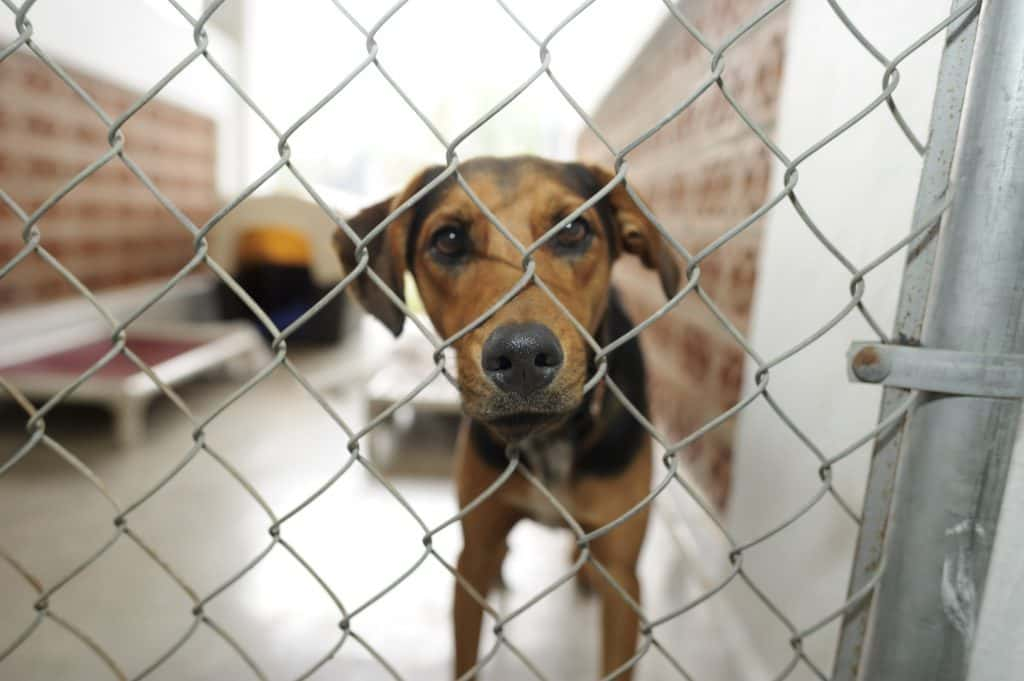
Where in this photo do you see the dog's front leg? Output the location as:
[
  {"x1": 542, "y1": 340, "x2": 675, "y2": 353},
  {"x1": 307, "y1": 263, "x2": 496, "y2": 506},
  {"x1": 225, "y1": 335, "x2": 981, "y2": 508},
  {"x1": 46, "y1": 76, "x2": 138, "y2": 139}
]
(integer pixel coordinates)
[
  {"x1": 588, "y1": 507, "x2": 649, "y2": 681},
  {"x1": 593, "y1": 559, "x2": 641, "y2": 680},
  {"x1": 453, "y1": 501, "x2": 518, "y2": 680}
]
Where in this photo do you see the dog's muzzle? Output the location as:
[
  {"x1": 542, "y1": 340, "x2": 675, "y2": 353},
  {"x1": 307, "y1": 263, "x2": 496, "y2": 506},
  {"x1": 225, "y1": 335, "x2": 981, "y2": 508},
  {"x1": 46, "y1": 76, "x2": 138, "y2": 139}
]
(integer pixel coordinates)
[{"x1": 481, "y1": 322, "x2": 564, "y2": 397}]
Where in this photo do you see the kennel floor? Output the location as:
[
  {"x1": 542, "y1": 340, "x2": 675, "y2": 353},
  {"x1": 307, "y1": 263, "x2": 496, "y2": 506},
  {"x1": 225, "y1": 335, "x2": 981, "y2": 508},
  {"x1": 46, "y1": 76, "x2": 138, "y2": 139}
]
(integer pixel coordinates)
[{"x1": 0, "y1": 331, "x2": 748, "y2": 681}]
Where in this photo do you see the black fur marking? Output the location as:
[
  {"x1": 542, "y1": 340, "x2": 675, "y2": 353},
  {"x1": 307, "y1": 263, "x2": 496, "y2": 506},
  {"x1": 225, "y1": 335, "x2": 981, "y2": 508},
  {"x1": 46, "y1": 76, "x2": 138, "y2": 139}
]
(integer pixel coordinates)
[
  {"x1": 571, "y1": 289, "x2": 647, "y2": 478},
  {"x1": 469, "y1": 418, "x2": 515, "y2": 472},
  {"x1": 556, "y1": 162, "x2": 621, "y2": 259},
  {"x1": 469, "y1": 288, "x2": 647, "y2": 479},
  {"x1": 404, "y1": 158, "x2": 521, "y2": 273},
  {"x1": 405, "y1": 159, "x2": 621, "y2": 274},
  {"x1": 404, "y1": 165, "x2": 448, "y2": 274}
]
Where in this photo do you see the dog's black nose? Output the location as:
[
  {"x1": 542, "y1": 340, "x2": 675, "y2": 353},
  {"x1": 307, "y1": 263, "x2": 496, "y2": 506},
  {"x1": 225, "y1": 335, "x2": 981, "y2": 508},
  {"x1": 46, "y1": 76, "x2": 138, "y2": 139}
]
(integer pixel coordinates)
[{"x1": 481, "y1": 323, "x2": 564, "y2": 397}]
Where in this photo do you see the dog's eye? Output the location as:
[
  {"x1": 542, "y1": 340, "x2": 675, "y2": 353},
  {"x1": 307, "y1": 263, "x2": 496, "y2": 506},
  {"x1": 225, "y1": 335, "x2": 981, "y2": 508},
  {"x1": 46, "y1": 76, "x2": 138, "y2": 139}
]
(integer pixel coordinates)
[
  {"x1": 554, "y1": 217, "x2": 592, "y2": 250},
  {"x1": 430, "y1": 225, "x2": 470, "y2": 261}
]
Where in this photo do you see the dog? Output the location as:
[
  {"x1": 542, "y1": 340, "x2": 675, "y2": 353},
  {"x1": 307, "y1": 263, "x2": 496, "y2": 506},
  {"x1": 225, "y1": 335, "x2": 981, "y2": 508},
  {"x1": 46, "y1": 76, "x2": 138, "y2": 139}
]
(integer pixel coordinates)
[{"x1": 335, "y1": 155, "x2": 679, "y2": 680}]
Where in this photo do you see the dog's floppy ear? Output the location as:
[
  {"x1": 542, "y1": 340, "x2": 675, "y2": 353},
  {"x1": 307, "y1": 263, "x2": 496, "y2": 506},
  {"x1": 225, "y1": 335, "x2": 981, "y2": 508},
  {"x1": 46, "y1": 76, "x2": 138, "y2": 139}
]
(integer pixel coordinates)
[
  {"x1": 585, "y1": 164, "x2": 681, "y2": 299},
  {"x1": 334, "y1": 166, "x2": 442, "y2": 336}
]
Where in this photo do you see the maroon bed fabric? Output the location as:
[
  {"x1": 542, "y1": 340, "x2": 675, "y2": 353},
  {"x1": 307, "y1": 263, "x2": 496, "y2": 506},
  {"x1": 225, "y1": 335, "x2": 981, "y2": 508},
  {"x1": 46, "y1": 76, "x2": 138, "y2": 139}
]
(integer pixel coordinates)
[{"x1": 0, "y1": 337, "x2": 203, "y2": 378}]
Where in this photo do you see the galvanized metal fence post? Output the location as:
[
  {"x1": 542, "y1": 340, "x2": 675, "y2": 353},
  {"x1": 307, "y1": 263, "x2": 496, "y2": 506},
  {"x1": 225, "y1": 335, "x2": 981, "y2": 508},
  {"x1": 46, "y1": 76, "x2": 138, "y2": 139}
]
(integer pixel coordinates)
[
  {"x1": 846, "y1": 0, "x2": 1024, "y2": 679},
  {"x1": 831, "y1": 1, "x2": 981, "y2": 677}
]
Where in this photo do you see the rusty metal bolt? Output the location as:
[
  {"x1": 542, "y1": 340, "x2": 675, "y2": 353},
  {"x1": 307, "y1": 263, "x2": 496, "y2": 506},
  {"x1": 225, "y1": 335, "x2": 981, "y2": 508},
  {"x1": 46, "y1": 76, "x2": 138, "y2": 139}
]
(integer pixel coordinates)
[{"x1": 852, "y1": 345, "x2": 891, "y2": 383}]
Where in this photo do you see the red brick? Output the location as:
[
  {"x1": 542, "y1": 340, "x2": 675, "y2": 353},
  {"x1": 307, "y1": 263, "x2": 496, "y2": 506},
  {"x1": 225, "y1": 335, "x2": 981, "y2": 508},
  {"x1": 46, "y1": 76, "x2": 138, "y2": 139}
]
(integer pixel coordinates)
[
  {"x1": 28, "y1": 157, "x2": 58, "y2": 177},
  {"x1": 34, "y1": 278, "x2": 69, "y2": 300},
  {"x1": 78, "y1": 202, "x2": 104, "y2": 220},
  {"x1": 0, "y1": 55, "x2": 222, "y2": 314},
  {"x1": 718, "y1": 346, "x2": 745, "y2": 398},
  {"x1": 80, "y1": 239, "x2": 105, "y2": 256},
  {"x1": 74, "y1": 124, "x2": 99, "y2": 143},
  {"x1": 113, "y1": 165, "x2": 134, "y2": 185},
  {"x1": 701, "y1": 256, "x2": 721, "y2": 288},
  {"x1": 44, "y1": 201, "x2": 73, "y2": 220},
  {"x1": 26, "y1": 114, "x2": 57, "y2": 137},
  {"x1": 730, "y1": 247, "x2": 757, "y2": 290},
  {"x1": 579, "y1": 2, "x2": 789, "y2": 507},
  {"x1": 733, "y1": 291, "x2": 752, "y2": 320},
  {"x1": 0, "y1": 240, "x2": 20, "y2": 261},
  {"x1": 23, "y1": 68, "x2": 53, "y2": 93},
  {"x1": 679, "y1": 323, "x2": 712, "y2": 382}
]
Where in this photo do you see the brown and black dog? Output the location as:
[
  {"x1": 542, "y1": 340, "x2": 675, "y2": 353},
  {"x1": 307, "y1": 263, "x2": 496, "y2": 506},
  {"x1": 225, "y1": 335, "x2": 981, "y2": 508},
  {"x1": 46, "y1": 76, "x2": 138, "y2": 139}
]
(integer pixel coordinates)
[{"x1": 335, "y1": 155, "x2": 679, "y2": 680}]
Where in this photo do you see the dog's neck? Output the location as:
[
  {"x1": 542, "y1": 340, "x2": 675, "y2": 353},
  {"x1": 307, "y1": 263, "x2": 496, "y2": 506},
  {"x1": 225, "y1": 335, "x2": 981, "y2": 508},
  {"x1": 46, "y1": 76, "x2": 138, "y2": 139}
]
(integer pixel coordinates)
[
  {"x1": 468, "y1": 287, "x2": 648, "y2": 482},
  {"x1": 517, "y1": 432, "x2": 575, "y2": 488}
]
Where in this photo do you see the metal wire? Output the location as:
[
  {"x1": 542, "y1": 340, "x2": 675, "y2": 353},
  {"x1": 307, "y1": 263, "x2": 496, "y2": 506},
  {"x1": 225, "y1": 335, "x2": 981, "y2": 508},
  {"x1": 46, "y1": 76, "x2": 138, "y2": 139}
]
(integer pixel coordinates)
[{"x1": 0, "y1": 0, "x2": 978, "y2": 679}]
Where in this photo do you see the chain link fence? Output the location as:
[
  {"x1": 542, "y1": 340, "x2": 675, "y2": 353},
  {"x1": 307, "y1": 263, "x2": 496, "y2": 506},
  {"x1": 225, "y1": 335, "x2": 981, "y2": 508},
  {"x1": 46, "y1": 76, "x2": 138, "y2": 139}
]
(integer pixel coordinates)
[{"x1": 0, "y1": 0, "x2": 995, "y2": 680}]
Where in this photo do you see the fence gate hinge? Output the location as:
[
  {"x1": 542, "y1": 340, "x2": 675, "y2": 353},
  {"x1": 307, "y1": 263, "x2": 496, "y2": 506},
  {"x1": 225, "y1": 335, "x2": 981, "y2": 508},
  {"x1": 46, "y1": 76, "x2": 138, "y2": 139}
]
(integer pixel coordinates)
[{"x1": 847, "y1": 342, "x2": 1024, "y2": 398}]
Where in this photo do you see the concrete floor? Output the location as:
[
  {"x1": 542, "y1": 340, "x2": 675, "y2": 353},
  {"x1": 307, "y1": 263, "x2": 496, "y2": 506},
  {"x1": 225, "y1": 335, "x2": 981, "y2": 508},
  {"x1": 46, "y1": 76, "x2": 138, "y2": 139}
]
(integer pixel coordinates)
[{"x1": 0, "y1": 327, "x2": 757, "y2": 681}]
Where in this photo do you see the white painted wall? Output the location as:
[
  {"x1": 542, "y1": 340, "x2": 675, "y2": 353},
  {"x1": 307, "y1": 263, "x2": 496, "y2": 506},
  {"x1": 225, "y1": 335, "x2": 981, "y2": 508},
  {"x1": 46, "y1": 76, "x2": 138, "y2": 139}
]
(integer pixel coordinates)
[
  {"x1": 239, "y1": 0, "x2": 666, "y2": 201},
  {"x1": 723, "y1": 1, "x2": 952, "y2": 678},
  {"x1": 0, "y1": 0, "x2": 244, "y2": 195}
]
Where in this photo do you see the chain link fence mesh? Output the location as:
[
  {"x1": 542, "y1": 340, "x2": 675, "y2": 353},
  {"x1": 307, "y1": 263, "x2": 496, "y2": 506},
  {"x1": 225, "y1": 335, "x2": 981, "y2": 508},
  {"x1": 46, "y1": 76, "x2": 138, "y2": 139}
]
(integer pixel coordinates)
[{"x1": 0, "y1": 0, "x2": 979, "y2": 679}]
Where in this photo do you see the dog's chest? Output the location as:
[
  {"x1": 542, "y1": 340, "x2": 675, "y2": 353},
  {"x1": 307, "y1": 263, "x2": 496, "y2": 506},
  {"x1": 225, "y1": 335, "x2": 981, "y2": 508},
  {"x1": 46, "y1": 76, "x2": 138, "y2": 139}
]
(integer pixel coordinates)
[{"x1": 508, "y1": 435, "x2": 577, "y2": 527}]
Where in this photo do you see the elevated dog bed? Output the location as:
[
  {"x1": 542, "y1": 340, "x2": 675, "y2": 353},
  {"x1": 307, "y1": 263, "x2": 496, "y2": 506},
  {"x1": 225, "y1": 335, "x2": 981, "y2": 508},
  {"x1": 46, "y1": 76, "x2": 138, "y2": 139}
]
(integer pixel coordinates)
[{"x1": 0, "y1": 321, "x2": 267, "y2": 447}]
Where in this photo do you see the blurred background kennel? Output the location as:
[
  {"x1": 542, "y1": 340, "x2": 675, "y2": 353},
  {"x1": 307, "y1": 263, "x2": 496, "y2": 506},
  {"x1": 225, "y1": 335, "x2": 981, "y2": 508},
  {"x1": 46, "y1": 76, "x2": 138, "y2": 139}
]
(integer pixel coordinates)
[{"x1": 2, "y1": 1, "x2": 1018, "y2": 680}]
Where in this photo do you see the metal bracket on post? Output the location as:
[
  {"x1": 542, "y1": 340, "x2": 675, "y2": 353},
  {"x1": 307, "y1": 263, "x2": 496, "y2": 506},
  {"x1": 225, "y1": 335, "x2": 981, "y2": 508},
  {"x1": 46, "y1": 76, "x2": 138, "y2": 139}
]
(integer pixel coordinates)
[{"x1": 848, "y1": 342, "x2": 1024, "y2": 398}]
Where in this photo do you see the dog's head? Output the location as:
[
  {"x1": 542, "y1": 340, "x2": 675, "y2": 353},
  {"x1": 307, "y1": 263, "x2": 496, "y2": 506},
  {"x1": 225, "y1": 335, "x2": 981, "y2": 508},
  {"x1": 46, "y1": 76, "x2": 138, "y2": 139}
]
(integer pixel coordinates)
[{"x1": 335, "y1": 156, "x2": 678, "y2": 442}]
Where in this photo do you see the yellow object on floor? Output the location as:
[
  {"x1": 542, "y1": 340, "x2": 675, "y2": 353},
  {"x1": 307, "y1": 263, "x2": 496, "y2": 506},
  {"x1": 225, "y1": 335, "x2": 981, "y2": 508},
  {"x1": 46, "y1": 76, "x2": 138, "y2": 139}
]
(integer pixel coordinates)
[{"x1": 237, "y1": 225, "x2": 312, "y2": 268}]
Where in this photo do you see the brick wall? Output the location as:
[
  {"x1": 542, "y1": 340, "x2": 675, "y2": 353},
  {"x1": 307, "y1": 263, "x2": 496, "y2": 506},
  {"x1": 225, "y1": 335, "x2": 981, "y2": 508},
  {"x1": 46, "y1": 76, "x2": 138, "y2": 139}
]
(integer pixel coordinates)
[
  {"x1": 0, "y1": 52, "x2": 218, "y2": 308},
  {"x1": 578, "y1": 1, "x2": 789, "y2": 508}
]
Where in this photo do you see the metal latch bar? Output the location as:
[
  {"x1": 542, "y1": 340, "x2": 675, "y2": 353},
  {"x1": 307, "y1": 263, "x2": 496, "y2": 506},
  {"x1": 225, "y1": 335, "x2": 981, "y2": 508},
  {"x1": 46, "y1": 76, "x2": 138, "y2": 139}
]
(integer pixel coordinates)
[{"x1": 847, "y1": 342, "x2": 1024, "y2": 398}]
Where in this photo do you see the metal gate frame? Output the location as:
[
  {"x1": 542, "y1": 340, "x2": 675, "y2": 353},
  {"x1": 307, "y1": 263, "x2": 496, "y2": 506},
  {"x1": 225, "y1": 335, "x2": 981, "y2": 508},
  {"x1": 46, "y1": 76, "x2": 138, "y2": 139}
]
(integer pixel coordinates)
[{"x1": 836, "y1": 0, "x2": 1024, "y2": 679}]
